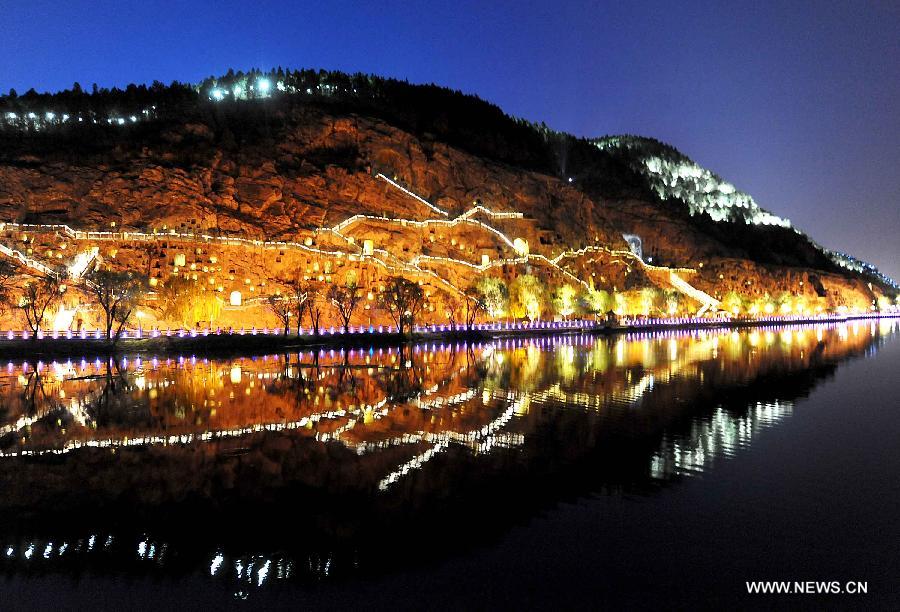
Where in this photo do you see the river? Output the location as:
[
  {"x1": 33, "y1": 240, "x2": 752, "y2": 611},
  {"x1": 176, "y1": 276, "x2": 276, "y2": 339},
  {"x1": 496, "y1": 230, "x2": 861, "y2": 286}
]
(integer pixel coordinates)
[{"x1": 0, "y1": 321, "x2": 897, "y2": 609}]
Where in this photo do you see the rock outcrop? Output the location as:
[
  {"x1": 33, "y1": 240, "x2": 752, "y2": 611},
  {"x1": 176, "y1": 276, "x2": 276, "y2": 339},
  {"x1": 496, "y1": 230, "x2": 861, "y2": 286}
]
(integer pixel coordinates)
[{"x1": 0, "y1": 77, "x2": 894, "y2": 328}]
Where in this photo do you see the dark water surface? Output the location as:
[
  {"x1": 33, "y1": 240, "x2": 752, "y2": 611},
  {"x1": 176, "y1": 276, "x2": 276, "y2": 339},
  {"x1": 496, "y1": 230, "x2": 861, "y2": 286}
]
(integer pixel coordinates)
[{"x1": 0, "y1": 322, "x2": 898, "y2": 610}]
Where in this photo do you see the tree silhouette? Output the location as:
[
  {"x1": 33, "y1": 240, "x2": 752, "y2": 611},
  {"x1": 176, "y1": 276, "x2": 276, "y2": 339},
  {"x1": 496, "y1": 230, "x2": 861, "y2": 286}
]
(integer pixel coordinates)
[
  {"x1": 327, "y1": 280, "x2": 362, "y2": 332},
  {"x1": 86, "y1": 269, "x2": 148, "y2": 342},
  {"x1": 19, "y1": 275, "x2": 63, "y2": 336},
  {"x1": 378, "y1": 276, "x2": 426, "y2": 335}
]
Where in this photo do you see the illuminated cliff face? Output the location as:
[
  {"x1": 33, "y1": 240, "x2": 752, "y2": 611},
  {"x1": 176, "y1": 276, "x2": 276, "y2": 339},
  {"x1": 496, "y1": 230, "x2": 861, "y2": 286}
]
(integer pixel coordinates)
[
  {"x1": 0, "y1": 95, "x2": 895, "y2": 326},
  {"x1": 1, "y1": 192, "x2": 889, "y2": 332}
]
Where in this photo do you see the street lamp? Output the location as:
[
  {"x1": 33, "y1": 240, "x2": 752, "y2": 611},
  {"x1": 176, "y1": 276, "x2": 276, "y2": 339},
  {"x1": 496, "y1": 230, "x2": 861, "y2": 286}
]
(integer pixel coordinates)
[{"x1": 136, "y1": 311, "x2": 144, "y2": 338}]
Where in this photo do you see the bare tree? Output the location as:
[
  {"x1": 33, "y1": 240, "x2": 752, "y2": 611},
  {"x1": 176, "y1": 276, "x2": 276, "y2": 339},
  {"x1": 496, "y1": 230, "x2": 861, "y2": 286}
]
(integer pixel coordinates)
[
  {"x1": 20, "y1": 275, "x2": 63, "y2": 337},
  {"x1": 267, "y1": 294, "x2": 293, "y2": 335},
  {"x1": 464, "y1": 284, "x2": 488, "y2": 330},
  {"x1": 443, "y1": 292, "x2": 461, "y2": 329},
  {"x1": 326, "y1": 280, "x2": 362, "y2": 332},
  {"x1": 87, "y1": 270, "x2": 148, "y2": 342},
  {"x1": 301, "y1": 281, "x2": 325, "y2": 335},
  {"x1": 268, "y1": 274, "x2": 312, "y2": 335},
  {"x1": 378, "y1": 276, "x2": 426, "y2": 335},
  {"x1": 286, "y1": 275, "x2": 310, "y2": 333}
]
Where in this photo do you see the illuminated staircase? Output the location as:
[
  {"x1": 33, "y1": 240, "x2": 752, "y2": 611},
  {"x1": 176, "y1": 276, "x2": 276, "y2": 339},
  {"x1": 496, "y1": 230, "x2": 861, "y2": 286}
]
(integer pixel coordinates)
[
  {"x1": 375, "y1": 173, "x2": 449, "y2": 217},
  {"x1": 0, "y1": 241, "x2": 100, "y2": 291},
  {"x1": 668, "y1": 272, "x2": 720, "y2": 316},
  {"x1": 0, "y1": 242, "x2": 61, "y2": 279}
]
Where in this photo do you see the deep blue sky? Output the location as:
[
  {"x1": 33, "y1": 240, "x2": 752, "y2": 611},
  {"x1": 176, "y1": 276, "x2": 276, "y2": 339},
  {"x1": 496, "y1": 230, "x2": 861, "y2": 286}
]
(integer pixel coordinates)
[{"x1": 2, "y1": 0, "x2": 898, "y2": 280}]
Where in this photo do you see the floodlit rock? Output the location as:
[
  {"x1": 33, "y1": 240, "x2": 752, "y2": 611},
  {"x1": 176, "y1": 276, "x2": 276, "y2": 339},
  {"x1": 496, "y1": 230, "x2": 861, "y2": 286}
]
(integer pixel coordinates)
[{"x1": 0, "y1": 78, "x2": 893, "y2": 328}]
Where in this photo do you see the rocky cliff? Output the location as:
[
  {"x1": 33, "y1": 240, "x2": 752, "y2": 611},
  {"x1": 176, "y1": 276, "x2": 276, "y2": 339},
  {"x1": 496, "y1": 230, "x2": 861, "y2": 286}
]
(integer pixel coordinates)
[{"x1": 0, "y1": 70, "x2": 895, "y2": 327}]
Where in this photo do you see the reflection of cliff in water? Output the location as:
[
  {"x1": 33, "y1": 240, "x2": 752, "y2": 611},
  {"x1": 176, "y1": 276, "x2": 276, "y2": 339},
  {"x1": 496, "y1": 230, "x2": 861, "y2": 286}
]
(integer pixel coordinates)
[{"x1": 0, "y1": 321, "x2": 895, "y2": 592}]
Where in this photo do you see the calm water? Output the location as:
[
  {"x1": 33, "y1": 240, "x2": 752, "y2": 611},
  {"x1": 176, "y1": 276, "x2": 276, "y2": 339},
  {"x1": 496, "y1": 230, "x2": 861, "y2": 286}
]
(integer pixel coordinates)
[{"x1": 0, "y1": 321, "x2": 898, "y2": 609}]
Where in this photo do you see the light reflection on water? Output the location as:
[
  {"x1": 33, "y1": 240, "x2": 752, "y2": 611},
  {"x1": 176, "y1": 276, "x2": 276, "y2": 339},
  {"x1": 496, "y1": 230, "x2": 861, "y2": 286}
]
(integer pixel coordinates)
[{"x1": 0, "y1": 319, "x2": 896, "y2": 598}]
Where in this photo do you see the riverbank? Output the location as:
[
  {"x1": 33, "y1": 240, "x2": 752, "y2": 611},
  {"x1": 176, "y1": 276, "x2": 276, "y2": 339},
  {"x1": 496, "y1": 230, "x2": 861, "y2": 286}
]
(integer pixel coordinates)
[
  {"x1": 0, "y1": 313, "x2": 896, "y2": 359},
  {"x1": 604, "y1": 312, "x2": 899, "y2": 333},
  {"x1": 0, "y1": 324, "x2": 587, "y2": 360}
]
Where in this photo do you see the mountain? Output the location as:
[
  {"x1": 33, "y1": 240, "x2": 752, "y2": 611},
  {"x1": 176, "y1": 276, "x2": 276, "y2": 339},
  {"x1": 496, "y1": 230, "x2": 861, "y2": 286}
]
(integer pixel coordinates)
[{"x1": 0, "y1": 69, "x2": 895, "y2": 329}]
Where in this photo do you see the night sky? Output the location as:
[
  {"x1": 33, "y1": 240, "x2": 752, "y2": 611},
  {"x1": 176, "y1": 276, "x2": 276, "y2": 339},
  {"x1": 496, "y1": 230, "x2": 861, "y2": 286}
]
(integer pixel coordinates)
[{"x1": 2, "y1": 1, "x2": 898, "y2": 280}]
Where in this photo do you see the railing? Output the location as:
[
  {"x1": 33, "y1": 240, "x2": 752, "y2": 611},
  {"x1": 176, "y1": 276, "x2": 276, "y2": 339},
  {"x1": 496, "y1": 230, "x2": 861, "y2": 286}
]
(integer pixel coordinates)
[
  {"x1": 0, "y1": 243, "x2": 61, "y2": 279},
  {"x1": 668, "y1": 272, "x2": 721, "y2": 315},
  {"x1": 375, "y1": 173, "x2": 449, "y2": 217},
  {"x1": 1, "y1": 312, "x2": 894, "y2": 342},
  {"x1": 0, "y1": 320, "x2": 598, "y2": 341}
]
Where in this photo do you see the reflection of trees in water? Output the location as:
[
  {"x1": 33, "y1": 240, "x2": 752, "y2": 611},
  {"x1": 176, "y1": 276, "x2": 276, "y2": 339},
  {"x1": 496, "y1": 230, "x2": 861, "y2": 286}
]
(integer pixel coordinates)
[
  {"x1": 89, "y1": 357, "x2": 150, "y2": 429},
  {"x1": 1, "y1": 362, "x2": 66, "y2": 430},
  {"x1": 482, "y1": 343, "x2": 546, "y2": 392},
  {"x1": 265, "y1": 352, "x2": 319, "y2": 404},
  {"x1": 377, "y1": 345, "x2": 424, "y2": 402},
  {"x1": 330, "y1": 353, "x2": 358, "y2": 400},
  {"x1": 21, "y1": 364, "x2": 52, "y2": 418},
  {"x1": 266, "y1": 351, "x2": 368, "y2": 410}
]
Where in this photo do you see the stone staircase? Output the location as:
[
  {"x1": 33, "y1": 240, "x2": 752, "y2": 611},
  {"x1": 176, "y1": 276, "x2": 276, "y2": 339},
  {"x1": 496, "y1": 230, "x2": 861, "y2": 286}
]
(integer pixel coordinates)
[{"x1": 668, "y1": 272, "x2": 720, "y2": 316}]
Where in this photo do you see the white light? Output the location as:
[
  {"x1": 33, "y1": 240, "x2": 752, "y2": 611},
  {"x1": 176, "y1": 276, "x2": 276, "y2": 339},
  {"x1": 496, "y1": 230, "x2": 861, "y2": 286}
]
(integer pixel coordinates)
[
  {"x1": 257, "y1": 78, "x2": 271, "y2": 93},
  {"x1": 210, "y1": 88, "x2": 224, "y2": 101},
  {"x1": 210, "y1": 553, "x2": 224, "y2": 575},
  {"x1": 257, "y1": 560, "x2": 271, "y2": 586}
]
